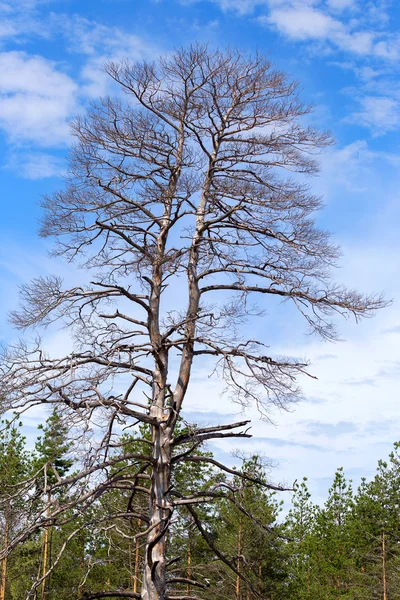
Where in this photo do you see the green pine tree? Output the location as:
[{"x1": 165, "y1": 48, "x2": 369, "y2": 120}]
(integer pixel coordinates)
[{"x1": 0, "y1": 420, "x2": 30, "y2": 600}]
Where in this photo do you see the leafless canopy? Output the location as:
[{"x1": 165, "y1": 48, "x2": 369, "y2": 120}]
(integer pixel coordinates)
[{"x1": 0, "y1": 45, "x2": 385, "y2": 600}]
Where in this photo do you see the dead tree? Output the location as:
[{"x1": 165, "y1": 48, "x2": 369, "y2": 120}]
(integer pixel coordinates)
[{"x1": 0, "y1": 45, "x2": 385, "y2": 600}]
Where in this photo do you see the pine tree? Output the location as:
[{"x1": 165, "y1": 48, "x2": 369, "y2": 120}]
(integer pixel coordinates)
[
  {"x1": 313, "y1": 468, "x2": 356, "y2": 598},
  {"x1": 352, "y1": 444, "x2": 400, "y2": 599},
  {"x1": 0, "y1": 421, "x2": 30, "y2": 600},
  {"x1": 33, "y1": 409, "x2": 73, "y2": 600},
  {"x1": 207, "y1": 456, "x2": 285, "y2": 600},
  {"x1": 285, "y1": 478, "x2": 318, "y2": 600}
]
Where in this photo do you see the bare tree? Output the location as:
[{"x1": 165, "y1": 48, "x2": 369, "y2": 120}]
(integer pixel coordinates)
[{"x1": 0, "y1": 45, "x2": 385, "y2": 600}]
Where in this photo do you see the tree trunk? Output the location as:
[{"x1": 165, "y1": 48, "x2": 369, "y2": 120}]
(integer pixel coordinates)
[
  {"x1": 41, "y1": 527, "x2": 49, "y2": 600},
  {"x1": 236, "y1": 519, "x2": 242, "y2": 600},
  {"x1": 141, "y1": 420, "x2": 171, "y2": 600},
  {"x1": 0, "y1": 507, "x2": 9, "y2": 600},
  {"x1": 41, "y1": 492, "x2": 51, "y2": 600},
  {"x1": 186, "y1": 538, "x2": 191, "y2": 597},
  {"x1": 382, "y1": 530, "x2": 387, "y2": 600},
  {"x1": 134, "y1": 519, "x2": 141, "y2": 594}
]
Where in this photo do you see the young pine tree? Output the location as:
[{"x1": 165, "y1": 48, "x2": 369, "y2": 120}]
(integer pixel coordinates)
[
  {"x1": 33, "y1": 409, "x2": 73, "y2": 600},
  {"x1": 0, "y1": 421, "x2": 30, "y2": 600}
]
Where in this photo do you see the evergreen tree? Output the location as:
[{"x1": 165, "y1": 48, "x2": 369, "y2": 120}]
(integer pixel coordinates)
[
  {"x1": 33, "y1": 409, "x2": 74, "y2": 600},
  {"x1": 313, "y1": 469, "x2": 356, "y2": 598},
  {"x1": 205, "y1": 456, "x2": 286, "y2": 600},
  {"x1": 285, "y1": 478, "x2": 318, "y2": 600},
  {"x1": 0, "y1": 421, "x2": 30, "y2": 600},
  {"x1": 352, "y1": 445, "x2": 400, "y2": 599}
]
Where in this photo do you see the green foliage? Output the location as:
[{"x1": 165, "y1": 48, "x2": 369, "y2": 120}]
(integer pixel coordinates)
[
  {"x1": 0, "y1": 420, "x2": 29, "y2": 492},
  {"x1": 33, "y1": 408, "x2": 73, "y2": 485},
  {"x1": 4, "y1": 415, "x2": 400, "y2": 600}
]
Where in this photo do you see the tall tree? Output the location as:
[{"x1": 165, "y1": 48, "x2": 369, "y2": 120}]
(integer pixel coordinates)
[
  {"x1": 214, "y1": 456, "x2": 286, "y2": 600},
  {"x1": 33, "y1": 409, "x2": 73, "y2": 600},
  {"x1": 312, "y1": 469, "x2": 356, "y2": 598},
  {"x1": 0, "y1": 45, "x2": 385, "y2": 600},
  {"x1": 0, "y1": 422, "x2": 30, "y2": 600},
  {"x1": 351, "y1": 446, "x2": 400, "y2": 599},
  {"x1": 285, "y1": 478, "x2": 318, "y2": 600}
]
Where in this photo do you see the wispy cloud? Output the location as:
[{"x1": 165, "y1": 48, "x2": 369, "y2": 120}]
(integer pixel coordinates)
[
  {"x1": 252, "y1": 435, "x2": 328, "y2": 451},
  {"x1": 0, "y1": 0, "x2": 54, "y2": 43},
  {"x1": 347, "y1": 95, "x2": 400, "y2": 134},
  {"x1": 317, "y1": 139, "x2": 400, "y2": 194},
  {"x1": 384, "y1": 325, "x2": 400, "y2": 334},
  {"x1": 345, "y1": 377, "x2": 377, "y2": 386},
  {"x1": 60, "y1": 16, "x2": 161, "y2": 99},
  {"x1": 5, "y1": 151, "x2": 66, "y2": 179},
  {"x1": 300, "y1": 420, "x2": 359, "y2": 437},
  {"x1": 0, "y1": 51, "x2": 78, "y2": 146},
  {"x1": 179, "y1": 0, "x2": 265, "y2": 15}
]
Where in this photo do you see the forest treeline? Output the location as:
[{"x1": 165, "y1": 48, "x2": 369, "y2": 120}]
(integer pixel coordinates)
[{"x1": 0, "y1": 409, "x2": 398, "y2": 600}]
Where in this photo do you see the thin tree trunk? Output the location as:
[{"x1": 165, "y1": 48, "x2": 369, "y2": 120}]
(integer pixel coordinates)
[
  {"x1": 0, "y1": 506, "x2": 9, "y2": 600},
  {"x1": 186, "y1": 538, "x2": 191, "y2": 597},
  {"x1": 129, "y1": 539, "x2": 134, "y2": 591},
  {"x1": 134, "y1": 519, "x2": 141, "y2": 594},
  {"x1": 382, "y1": 530, "x2": 387, "y2": 600},
  {"x1": 257, "y1": 561, "x2": 262, "y2": 600},
  {"x1": 78, "y1": 530, "x2": 86, "y2": 599},
  {"x1": 41, "y1": 492, "x2": 51, "y2": 600},
  {"x1": 236, "y1": 519, "x2": 242, "y2": 600},
  {"x1": 41, "y1": 527, "x2": 49, "y2": 600}
]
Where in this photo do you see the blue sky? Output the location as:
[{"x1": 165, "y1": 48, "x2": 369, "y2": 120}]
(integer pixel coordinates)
[{"x1": 1, "y1": 0, "x2": 400, "y2": 503}]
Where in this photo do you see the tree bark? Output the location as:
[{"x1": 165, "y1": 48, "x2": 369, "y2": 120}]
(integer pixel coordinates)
[
  {"x1": 41, "y1": 527, "x2": 49, "y2": 600},
  {"x1": 186, "y1": 539, "x2": 191, "y2": 597},
  {"x1": 141, "y1": 419, "x2": 172, "y2": 600},
  {"x1": 236, "y1": 519, "x2": 242, "y2": 600},
  {"x1": 134, "y1": 519, "x2": 141, "y2": 594},
  {"x1": 382, "y1": 530, "x2": 387, "y2": 600},
  {"x1": 0, "y1": 506, "x2": 9, "y2": 600},
  {"x1": 41, "y1": 492, "x2": 51, "y2": 600}
]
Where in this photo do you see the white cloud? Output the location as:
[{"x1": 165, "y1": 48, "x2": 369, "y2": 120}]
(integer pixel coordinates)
[
  {"x1": 196, "y1": 0, "x2": 397, "y2": 63},
  {"x1": 56, "y1": 16, "x2": 155, "y2": 58},
  {"x1": 0, "y1": 16, "x2": 160, "y2": 171},
  {"x1": 326, "y1": 0, "x2": 356, "y2": 10},
  {"x1": 0, "y1": 0, "x2": 54, "y2": 43},
  {"x1": 348, "y1": 95, "x2": 400, "y2": 134},
  {"x1": 0, "y1": 51, "x2": 78, "y2": 146},
  {"x1": 264, "y1": 7, "x2": 341, "y2": 39},
  {"x1": 46, "y1": 15, "x2": 161, "y2": 98},
  {"x1": 260, "y1": 5, "x2": 376, "y2": 55},
  {"x1": 374, "y1": 37, "x2": 400, "y2": 61},
  {"x1": 318, "y1": 140, "x2": 400, "y2": 192},
  {"x1": 5, "y1": 151, "x2": 66, "y2": 179},
  {"x1": 180, "y1": 0, "x2": 266, "y2": 14},
  {"x1": 212, "y1": 0, "x2": 263, "y2": 12},
  {"x1": 0, "y1": 21, "x2": 17, "y2": 38}
]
